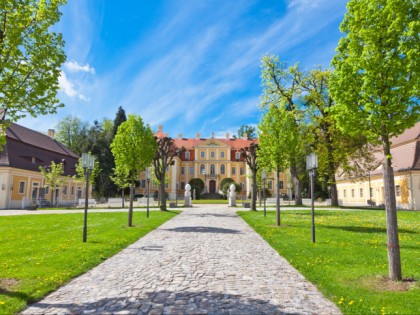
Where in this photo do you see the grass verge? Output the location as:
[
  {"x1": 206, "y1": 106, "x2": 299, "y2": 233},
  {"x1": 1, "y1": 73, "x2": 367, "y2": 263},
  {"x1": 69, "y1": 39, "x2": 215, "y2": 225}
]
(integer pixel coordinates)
[
  {"x1": 237, "y1": 210, "x2": 419, "y2": 315},
  {"x1": 0, "y1": 211, "x2": 178, "y2": 314}
]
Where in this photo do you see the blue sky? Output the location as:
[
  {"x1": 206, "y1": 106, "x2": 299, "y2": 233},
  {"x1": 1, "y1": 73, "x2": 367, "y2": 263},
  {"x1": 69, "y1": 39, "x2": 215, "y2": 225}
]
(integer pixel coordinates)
[{"x1": 19, "y1": 0, "x2": 348, "y2": 138}]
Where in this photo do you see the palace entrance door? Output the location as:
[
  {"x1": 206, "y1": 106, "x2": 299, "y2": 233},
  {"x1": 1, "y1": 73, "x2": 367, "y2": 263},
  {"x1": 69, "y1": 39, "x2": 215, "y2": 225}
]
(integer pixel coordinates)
[{"x1": 209, "y1": 180, "x2": 216, "y2": 193}]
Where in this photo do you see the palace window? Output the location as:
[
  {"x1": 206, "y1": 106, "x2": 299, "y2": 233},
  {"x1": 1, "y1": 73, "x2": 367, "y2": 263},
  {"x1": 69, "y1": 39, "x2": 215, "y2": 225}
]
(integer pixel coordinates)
[
  {"x1": 77, "y1": 187, "x2": 82, "y2": 198},
  {"x1": 395, "y1": 185, "x2": 401, "y2": 197},
  {"x1": 201, "y1": 151, "x2": 205, "y2": 158},
  {"x1": 351, "y1": 189, "x2": 355, "y2": 198},
  {"x1": 360, "y1": 188, "x2": 363, "y2": 197},
  {"x1": 211, "y1": 151, "x2": 215, "y2": 158},
  {"x1": 200, "y1": 164, "x2": 205, "y2": 174},
  {"x1": 221, "y1": 151, "x2": 225, "y2": 158},
  {"x1": 71, "y1": 186, "x2": 74, "y2": 196},
  {"x1": 220, "y1": 164, "x2": 225, "y2": 175},
  {"x1": 18, "y1": 181, "x2": 25, "y2": 194},
  {"x1": 370, "y1": 187, "x2": 374, "y2": 198},
  {"x1": 210, "y1": 164, "x2": 215, "y2": 175},
  {"x1": 343, "y1": 189, "x2": 347, "y2": 198},
  {"x1": 189, "y1": 167, "x2": 194, "y2": 175},
  {"x1": 185, "y1": 151, "x2": 190, "y2": 160},
  {"x1": 141, "y1": 180, "x2": 146, "y2": 188},
  {"x1": 232, "y1": 167, "x2": 236, "y2": 175},
  {"x1": 45, "y1": 186, "x2": 49, "y2": 194},
  {"x1": 279, "y1": 181, "x2": 284, "y2": 190},
  {"x1": 63, "y1": 186, "x2": 67, "y2": 195},
  {"x1": 181, "y1": 182, "x2": 185, "y2": 190},
  {"x1": 240, "y1": 167, "x2": 244, "y2": 175},
  {"x1": 268, "y1": 181, "x2": 273, "y2": 190},
  {"x1": 181, "y1": 167, "x2": 185, "y2": 175},
  {"x1": 235, "y1": 152, "x2": 240, "y2": 160}
]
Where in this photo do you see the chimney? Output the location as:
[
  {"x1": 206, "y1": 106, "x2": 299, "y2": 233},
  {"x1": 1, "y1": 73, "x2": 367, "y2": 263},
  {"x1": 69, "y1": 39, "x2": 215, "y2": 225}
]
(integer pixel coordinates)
[
  {"x1": 196, "y1": 133, "x2": 200, "y2": 139},
  {"x1": 226, "y1": 132, "x2": 230, "y2": 139},
  {"x1": 48, "y1": 129, "x2": 55, "y2": 139},
  {"x1": 242, "y1": 134, "x2": 248, "y2": 140},
  {"x1": 158, "y1": 125, "x2": 163, "y2": 132},
  {"x1": 212, "y1": 132, "x2": 214, "y2": 138},
  {"x1": 178, "y1": 133, "x2": 183, "y2": 139}
]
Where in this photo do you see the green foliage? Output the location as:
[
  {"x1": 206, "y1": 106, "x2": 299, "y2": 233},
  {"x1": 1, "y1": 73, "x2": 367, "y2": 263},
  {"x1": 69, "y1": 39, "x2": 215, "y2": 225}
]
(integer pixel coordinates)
[
  {"x1": 0, "y1": 0, "x2": 67, "y2": 145},
  {"x1": 220, "y1": 177, "x2": 234, "y2": 190},
  {"x1": 0, "y1": 211, "x2": 178, "y2": 314},
  {"x1": 330, "y1": 0, "x2": 420, "y2": 141},
  {"x1": 111, "y1": 114, "x2": 156, "y2": 181},
  {"x1": 110, "y1": 167, "x2": 130, "y2": 190},
  {"x1": 73, "y1": 157, "x2": 100, "y2": 186},
  {"x1": 113, "y1": 106, "x2": 127, "y2": 136},
  {"x1": 39, "y1": 161, "x2": 65, "y2": 205},
  {"x1": 237, "y1": 125, "x2": 257, "y2": 139},
  {"x1": 55, "y1": 115, "x2": 89, "y2": 155},
  {"x1": 189, "y1": 178, "x2": 205, "y2": 199},
  {"x1": 239, "y1": 210, "x2": 420, "y2": 315}
]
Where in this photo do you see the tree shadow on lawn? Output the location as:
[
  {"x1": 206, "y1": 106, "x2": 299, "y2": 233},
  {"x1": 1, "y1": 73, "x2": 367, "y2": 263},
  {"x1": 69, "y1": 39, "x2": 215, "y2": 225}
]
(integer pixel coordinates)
[
  {"x1": 22, "y1": 290, "x2": 298, "y2": 315},
  {"x1": 324, "y1": 225, "x2": 417, "y2": 234}
]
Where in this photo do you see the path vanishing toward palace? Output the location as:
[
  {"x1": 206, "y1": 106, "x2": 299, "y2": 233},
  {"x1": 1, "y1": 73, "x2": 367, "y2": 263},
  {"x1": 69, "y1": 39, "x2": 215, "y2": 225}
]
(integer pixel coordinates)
[{"x1": 22, "y1": 205, "x2": 341, "y2": 315}]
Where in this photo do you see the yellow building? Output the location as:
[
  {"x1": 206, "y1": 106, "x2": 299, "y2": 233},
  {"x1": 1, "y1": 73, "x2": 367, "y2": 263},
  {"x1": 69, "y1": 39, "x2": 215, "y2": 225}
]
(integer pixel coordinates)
[
  {"x1": 336, "y1": 122, "x2": 420, "y2": 210},
  {"x1": 0, "y1": 123, "x2": 86, "y2": 209},
  {"x1": 136, "y1": 126, "x2": 289, "y2": 199}
]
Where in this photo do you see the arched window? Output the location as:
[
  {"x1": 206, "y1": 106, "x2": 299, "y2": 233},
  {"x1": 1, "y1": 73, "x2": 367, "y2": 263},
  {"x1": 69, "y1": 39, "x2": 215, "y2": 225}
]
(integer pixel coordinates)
[
  {"x1": 200, "y1": 164, "x2": 205, "y2": 174},
  {"x1": 210, "y1": 164, "x2": 215, "y2": 175},
  {"x1": 220, "y1": 164, "x2": 225, "y2": 174}
]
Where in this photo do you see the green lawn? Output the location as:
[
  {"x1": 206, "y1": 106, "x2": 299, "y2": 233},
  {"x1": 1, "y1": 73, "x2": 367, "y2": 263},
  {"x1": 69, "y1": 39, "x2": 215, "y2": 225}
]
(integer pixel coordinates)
[
  {"x1": 238, "y1": 210, "x2": 420, "y2": 315},
  {"x1": 0, "y1": 211, "x2": 178, "y2": 314}
]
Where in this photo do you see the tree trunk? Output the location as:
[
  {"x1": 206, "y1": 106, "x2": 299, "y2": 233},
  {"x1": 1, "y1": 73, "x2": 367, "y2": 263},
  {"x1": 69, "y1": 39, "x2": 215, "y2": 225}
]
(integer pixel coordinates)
[
  {"x1": 128, "y1": 180, "x2": 134, "y2": 227},
  {"x1": 329, "y1": 183, "x2": 338, "y2": 206},
  {"x1": 121, "y1": 189, "x2": 125, "y2": 208},
  {"x1": 159, "y1": 174, "x2": 167, "y2": 211},
  {"x1": 251, "y1": 170, "x2": 257, "y2": 211},
  {"x1": 290, "y1": 163, "x2": 302, "y2": 205},
  {"x1": 382, "y1": 135, "x2": 402, "y2": 281},
  {"x1": 276, "y1": 165, "x2": 281, "y2": 226}
]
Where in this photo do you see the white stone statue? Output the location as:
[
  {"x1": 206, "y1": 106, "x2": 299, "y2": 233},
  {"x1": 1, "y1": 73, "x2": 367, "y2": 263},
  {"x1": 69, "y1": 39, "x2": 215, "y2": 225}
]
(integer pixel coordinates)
[
  {"x1": 184, "y1": 184, "x2": 192, "y2": 207},
  {"x1": 228, "y1": 183, "x2": 236, "y2": 207}
]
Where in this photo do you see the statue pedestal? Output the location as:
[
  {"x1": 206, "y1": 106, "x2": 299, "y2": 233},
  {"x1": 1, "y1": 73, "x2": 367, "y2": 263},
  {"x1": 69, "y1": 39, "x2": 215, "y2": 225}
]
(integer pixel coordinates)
[
  {"x1": 184, "y1": 196, "x2": 192, "y2": 207},
  {"x1": 228, "y1": 196, "x2": 236, "y2": 207}
]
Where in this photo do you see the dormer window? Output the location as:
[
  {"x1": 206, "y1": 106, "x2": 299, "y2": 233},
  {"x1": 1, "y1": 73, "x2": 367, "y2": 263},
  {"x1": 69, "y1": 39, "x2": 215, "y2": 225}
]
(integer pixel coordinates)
[
  {"x1": 31, "y1": 157, "x2": 36, "y2": 164},
  {"x1": 235, "y1": 152, "x2": 240, "y2": 160},
  {"x1": 185, "y1": 151, "x2": 190, "y2": 160}
]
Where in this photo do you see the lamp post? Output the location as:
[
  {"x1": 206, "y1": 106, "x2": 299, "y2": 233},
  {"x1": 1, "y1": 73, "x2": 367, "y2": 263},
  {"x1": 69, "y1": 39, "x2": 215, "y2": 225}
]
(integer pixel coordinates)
[
  {"x1": 146, "y1": 168, "x2": 151, "y2": 218},
  {"x1": 82, "y1": 152, "x2": 95, "y2": 243},
  {"x1": 306, "y1": 152, "x2": 318, "y2": 243},
  {"x1": 262, "y1": 171, "x2": 267, "y2": 217}
]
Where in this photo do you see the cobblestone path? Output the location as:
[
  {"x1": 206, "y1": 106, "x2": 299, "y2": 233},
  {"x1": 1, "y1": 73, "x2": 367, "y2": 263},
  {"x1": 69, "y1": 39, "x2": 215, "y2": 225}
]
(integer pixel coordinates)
[{"x1": 22, "y1": 205, "x2": 341, "y2": 315}]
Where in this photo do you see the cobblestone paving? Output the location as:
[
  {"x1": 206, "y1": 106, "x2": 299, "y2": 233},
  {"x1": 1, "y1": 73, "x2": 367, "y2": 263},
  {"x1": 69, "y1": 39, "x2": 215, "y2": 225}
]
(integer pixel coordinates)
[{"x1": 22, "y1": 205, "x2": 341, "y2": 315}]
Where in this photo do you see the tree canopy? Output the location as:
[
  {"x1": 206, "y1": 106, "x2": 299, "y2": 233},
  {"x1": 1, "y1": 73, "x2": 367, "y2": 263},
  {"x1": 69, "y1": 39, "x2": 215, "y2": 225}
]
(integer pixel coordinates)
[{"x1": 0, "y1": 0, "x2": 67, "y2": 147}]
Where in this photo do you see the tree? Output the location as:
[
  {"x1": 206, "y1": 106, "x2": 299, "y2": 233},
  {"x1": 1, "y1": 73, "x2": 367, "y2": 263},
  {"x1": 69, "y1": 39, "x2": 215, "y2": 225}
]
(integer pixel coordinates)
[
  {"x1": 222, "y1": 181, "x2": 242, "y2": 196},
  {"x1": 153, "y1": 137, "x2": 184, "y2": 210},
  {"x1": 55, "y1": 115, "x2": 89, "y2": 155},
  {"x1": 240, "y1": 143, "x2": 259, "y2": 210},
  {"x1": 113, "y1": 106, "x2": 127, "y2": 136},
  {"x1": 189, "y1": 178, "x2": 205, "y2": 199},
  {"x1": 110, "y1": 166, "x2": 130, "y2": 208},
  {"x1": 0, "y1": 0, "x2": 67, "y2": 147},
  {"x1": 330, "y1": 0, "x2": 419, "y2": 281},
  {"x1": 39, "y1": 161, "x2": 65, "y2": 206},
  {"x1": 260, "y1": 55, "x2": 306, "y2": 205},
  {"x1": 111, "y1": 115, "x2": 156, "y2": 226},
  {"x1": 237, "y1": 125, "x2": 257, "y2": 139},
  {"x1": 259, "y1": 105, "x2": 301, "y2": 225}
]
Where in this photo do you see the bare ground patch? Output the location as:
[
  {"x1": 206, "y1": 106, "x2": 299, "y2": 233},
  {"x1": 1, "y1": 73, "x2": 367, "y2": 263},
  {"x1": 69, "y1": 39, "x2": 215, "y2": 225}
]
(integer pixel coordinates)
[
  {"x1": 361, "y1": 276, "x2": 418, "y2": 292},
  {"x1": 0, "y1": 278, "x2": 20, "y2": 293}
]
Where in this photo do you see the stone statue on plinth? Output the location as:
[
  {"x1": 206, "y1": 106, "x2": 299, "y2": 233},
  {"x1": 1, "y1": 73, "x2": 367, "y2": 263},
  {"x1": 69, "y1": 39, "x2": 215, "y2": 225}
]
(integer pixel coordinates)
[
  {"x1": 228, "y1": 183, "x2": 236, "y2": 207},
  {"x1": 184, "y1": 184, "x2": 192, "y2": 207}
]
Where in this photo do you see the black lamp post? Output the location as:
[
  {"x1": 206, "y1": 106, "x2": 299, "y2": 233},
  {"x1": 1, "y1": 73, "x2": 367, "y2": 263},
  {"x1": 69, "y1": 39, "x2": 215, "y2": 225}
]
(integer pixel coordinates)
[
  {"x1": 262, "y1": 171, "x2": 267, "y2": 217},
  {"x1": 306, "y1": 152, "x2": 318, "y2": 243},
  {"x1": 146, "y1": 168, "x2": 150, "y2": 218},
  {"x1": 82, "y1": 152, "x2": 95, "y2": 243}
]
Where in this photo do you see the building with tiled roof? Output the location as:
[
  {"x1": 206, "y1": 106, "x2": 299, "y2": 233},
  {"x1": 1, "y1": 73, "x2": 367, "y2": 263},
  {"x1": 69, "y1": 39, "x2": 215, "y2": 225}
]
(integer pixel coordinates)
[
  {"x1": 136, "y1": 126, "x2": 288, "y2": 199},
  {"x1": 0, "y1": 123, "x2": 86, "y2": 209},
  {"x1": 336, "y1": 122, "x2": 420, "y2": 210}
]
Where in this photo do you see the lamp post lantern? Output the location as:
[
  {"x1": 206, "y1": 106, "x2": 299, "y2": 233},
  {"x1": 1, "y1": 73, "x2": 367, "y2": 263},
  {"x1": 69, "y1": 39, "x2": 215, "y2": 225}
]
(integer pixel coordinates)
[
  {"x1": 262, "y1": 171, "x2": 267, "y2": 217},
  {"x1": 146, "y1": 168, "x2": 151, "y2": 218},
  {"x1": 306, "y1": 152, "x2": 318, "y2": 243},
  {"x1": 82, "y1": 152, "x2": 95, "y2": 243}
]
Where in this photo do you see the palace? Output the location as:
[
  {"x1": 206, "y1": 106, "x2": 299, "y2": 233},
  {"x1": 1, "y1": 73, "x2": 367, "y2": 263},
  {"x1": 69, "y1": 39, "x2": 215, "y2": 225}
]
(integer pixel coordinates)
[{"x1": 136, "y1": 126, "x2": 289, "y2": 199}]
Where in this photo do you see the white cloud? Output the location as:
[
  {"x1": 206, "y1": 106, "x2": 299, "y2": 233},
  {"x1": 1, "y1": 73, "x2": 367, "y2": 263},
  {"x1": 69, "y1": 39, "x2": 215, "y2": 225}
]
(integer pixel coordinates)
[
  {"x1": 65, "y1": 60, "x2": 95, "y2": 74},
  {"x1": 58, "y1": 71, "x2": 89, "y2": 101},
  {"x1": 288, "y1": 0, "x2": 322, "y2": 9}
]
